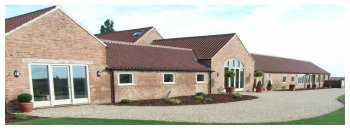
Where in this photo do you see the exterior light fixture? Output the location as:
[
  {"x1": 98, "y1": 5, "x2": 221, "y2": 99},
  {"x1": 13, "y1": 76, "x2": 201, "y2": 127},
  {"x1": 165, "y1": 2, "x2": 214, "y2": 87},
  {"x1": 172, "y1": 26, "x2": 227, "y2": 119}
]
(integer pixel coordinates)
[
  {"x1": 14, "y1": 70, "x2": 20, "y2": 77},
  {"x1": 97, "y1": 71, "x2": 101, "y2": 77},
  {"x1": 217, "y1": 72, "x2": 219, "y2": 77}
]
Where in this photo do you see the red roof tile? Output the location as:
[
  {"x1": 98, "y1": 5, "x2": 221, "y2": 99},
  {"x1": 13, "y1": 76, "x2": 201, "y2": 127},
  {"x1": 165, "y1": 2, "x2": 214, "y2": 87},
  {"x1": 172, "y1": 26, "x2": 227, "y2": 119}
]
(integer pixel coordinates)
[
  {"x1": 5, "y1": 6, "x2": 56, "y2": 33},
  {"x1": 251, "y1": 53, "x2": 329, "y2": 74},
  {"x1": 95, "y1": 27, "x2": 153, "y2": 43},
  {"x1": 151, "y1": 33, "x2": 236, "y2": 59},
  {"x1": 106, "y1": 42, "x2": 210, "y2": 72}
]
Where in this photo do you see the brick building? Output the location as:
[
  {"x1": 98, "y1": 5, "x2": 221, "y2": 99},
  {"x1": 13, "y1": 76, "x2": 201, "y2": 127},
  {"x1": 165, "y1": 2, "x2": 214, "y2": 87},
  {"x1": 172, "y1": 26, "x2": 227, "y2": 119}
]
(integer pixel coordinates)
[
  {"x1": 251, "y1": 54, "x2": 330, "y2": 90},
  {"x1": 5, "y1": 6, "x2": 330, "y2": 111}
]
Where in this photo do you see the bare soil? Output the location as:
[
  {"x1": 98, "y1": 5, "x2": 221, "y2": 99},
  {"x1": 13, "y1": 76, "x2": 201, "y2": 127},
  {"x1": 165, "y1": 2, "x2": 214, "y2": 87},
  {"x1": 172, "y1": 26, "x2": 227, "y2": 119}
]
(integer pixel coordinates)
[{"x1": 115, "y1": 94, "x2": 257, "y2": 106}]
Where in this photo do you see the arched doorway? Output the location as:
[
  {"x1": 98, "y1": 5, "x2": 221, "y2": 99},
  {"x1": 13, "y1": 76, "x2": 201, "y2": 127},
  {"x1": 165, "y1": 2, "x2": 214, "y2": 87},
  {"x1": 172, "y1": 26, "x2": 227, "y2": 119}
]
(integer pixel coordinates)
[{"x1": 224, "y1": 59, "x2": 245, "y2": 91}]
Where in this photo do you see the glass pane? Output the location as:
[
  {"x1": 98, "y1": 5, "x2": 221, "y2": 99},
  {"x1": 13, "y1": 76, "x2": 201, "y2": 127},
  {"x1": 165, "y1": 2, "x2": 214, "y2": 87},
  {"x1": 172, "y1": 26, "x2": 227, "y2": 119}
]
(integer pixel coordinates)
[
  {"x1": 120, "y1": 74, "x2": 132, "y2": 84},
  {"x1": 240, "y1": 69, "x2": 244, "y2": 88},
  {"x1": 31, "y1": 65, "x2": 50, "y2": 102},
  {"x1": 232, "y1": 60, "x2": 235, "y2": 67},
  {"x1": 53, "y1": 66, "x2": 70, "y2": 100},
  {"x1": 224, "y1": 68, "x2": 229, "y2": 87},
  {"x1": 73, "y1": 66, "x2": 88, "y2": 98},
  {"x1": 235, "y1": 69, "x2": 239, "y2": 88},
  {"x1": 197, "y1": 74, "x2": 204, "y2": 82},
  {"x1": 164, "y1": 74, "x2": 174, "y2": 82}
]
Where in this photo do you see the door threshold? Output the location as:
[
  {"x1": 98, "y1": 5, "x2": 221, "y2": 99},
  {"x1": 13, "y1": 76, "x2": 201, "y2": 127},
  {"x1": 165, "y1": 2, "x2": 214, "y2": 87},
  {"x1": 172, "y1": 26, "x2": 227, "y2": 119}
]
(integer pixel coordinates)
[{"x1": 34, "y1": 103, "x2": 90, "y2": 110}]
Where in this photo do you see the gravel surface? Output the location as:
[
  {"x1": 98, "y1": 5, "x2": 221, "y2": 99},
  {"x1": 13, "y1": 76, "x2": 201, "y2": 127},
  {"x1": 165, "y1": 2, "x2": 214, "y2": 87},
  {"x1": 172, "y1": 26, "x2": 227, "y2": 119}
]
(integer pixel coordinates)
[{"x1": 29, "y1": 88, "x2": 345, "y2": 123}]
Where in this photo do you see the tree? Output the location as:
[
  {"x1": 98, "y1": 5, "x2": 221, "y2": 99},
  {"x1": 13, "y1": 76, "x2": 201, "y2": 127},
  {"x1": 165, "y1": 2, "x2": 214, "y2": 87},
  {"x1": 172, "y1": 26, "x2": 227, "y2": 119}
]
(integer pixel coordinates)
[{"x1": 100, "y1": 19, "x2": 115, "y2": 33}]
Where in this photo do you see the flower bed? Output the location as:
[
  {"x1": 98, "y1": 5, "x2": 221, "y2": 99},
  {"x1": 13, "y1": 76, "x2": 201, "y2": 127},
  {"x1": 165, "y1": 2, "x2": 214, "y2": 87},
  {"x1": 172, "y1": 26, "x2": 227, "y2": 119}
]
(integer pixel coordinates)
[{"x1": 115, "y1": 94, "x2": 257, "y2": 106}]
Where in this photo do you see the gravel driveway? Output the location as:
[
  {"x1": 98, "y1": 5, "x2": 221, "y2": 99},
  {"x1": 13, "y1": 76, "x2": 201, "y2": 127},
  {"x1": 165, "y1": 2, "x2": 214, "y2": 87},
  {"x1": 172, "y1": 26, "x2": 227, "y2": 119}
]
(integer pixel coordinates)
[{"x1": 29, "y1": 88, "x2": 345, "y2": 123}]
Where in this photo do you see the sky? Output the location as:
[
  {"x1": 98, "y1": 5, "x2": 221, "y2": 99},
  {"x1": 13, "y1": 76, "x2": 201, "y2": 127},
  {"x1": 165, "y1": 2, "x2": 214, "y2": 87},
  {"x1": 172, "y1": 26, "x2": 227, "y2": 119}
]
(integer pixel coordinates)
[{"x1": 5, "y1": 4, "x2": 346, "y2": 77}]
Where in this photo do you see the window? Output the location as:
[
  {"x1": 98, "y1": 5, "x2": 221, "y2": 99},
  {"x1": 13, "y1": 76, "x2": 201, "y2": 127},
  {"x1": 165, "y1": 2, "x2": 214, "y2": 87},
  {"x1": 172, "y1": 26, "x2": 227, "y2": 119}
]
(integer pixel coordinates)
[
  {"x1": 321, "y1": 75, "x2": 324, "y2": 82},
  {"x1": 317, "y1": 75, "x2": 320, "y2": 82},
  {"x1": 73, "y1": 66, "x2": 88, "y2": 98},
  {"x1": 196, "y1": 73, "x2": 205, "y2": 83},
  {"x1": 31, "y1": 65, "x2": 50, "y2": 101},
  {"x1": 163, "y1": 73, "x2": 175, "y2": 84},
  {"x1": 118, "y1": 73, "x2": 134, "y2": 85},
  {"x1": 282, "y1": 76, "x2": 287, "y2": 83},
  {"x1": 132, "y1": 30, "x2": 144, "y2": 37},
  {"x1": 298, "y1": 74, "x2": 305, "y2": 84},
  {"x1": 291, "y1": 76, "x2": 295, "y2": 82}
]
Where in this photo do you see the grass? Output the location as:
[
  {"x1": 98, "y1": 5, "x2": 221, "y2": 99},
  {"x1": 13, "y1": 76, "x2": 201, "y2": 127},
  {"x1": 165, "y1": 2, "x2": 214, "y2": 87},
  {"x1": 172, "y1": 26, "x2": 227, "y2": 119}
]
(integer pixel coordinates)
[{"x1": 10, "y1": 95, "x2": 345, "y2": 125}]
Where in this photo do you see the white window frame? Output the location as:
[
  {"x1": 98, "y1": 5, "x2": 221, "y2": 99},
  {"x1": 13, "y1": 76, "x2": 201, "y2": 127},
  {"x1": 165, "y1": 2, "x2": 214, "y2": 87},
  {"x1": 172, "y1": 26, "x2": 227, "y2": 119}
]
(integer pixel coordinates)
[
  {"x1": 196, "y1": 73, "x2": 206, "y2": 83},
  {"x1": 28, "y1": 63, "x2": 90, "y2": 108},
  {"x1": 118, "y1": 72, "x2": 134, "y2": 86},
  {"x1": 163, "y1": 73, "x2": 175, "y2": 84},
  {"x1": 282, "y1": 75, "x2": 287, "y2": 83},
  {"x1": 291, "y1": 75, "x2": 295, "y2": 82}
]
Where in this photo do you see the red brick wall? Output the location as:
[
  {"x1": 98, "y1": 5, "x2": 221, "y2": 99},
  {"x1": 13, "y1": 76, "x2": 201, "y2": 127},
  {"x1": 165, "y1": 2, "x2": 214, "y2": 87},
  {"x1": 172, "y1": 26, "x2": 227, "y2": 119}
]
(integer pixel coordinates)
[
  {"x1": 135, "y1": 28, "x2": 163, "y2": 45},
  {"x1": 113, "y1": 71, "x2": 209, "y2": 101},
  {"x1": 5, "y1": 9, "x2": 111, "y2": 111},
  {"x1": 210, "y1": 35, "x2": 255, "y2": 93},
  {"x1": 262, "y1": 73, "x2": 329, "y2": 90}
]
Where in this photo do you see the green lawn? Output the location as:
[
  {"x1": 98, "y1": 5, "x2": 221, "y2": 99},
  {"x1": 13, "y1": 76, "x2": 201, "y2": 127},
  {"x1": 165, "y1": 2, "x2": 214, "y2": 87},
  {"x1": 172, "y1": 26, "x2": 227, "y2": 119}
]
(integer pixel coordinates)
[{"x1": 10, "y1": 95, "x2": 345, "y2": 125}]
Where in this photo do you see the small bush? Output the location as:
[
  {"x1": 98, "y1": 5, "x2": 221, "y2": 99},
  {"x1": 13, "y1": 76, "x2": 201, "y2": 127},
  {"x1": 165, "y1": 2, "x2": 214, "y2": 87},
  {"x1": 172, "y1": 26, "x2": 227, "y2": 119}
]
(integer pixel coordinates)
[
  {"x1": 267, "y1": 80, "x2": 272, "y2": 88},
  {"x1": 194, "y1": 95, "x2": 205, "y2": 100},
  {"x1": 120, "y1": 99, "x2": 130, "y2": 104},
  {"x1": 254, "y1": 71, "x2": 264, "y2": 77},
  {"x1": 281, "y1": 86, "x2": 287, "y2": 90},
  {"x1": 225, "y1": 70, "x2": 235, "y2": 78},
  {"x1": 15, "y1": 113, "x2": 28, "y2": 120},
  {"x1": 204, "y1": 97, "x2": 213, "y2": 103},
  {"x1": 195, "y1": 92, "x2": 205, "y2": 96},
  {"x1": 232, "y1": 92, "x2": 243, "y2": 99},
  {"x1": 167, "y1": 98, "x2": 182, "y2": 105},
  {"x1": 17, "y1": 93, "x2": 32, "y2": 103}
]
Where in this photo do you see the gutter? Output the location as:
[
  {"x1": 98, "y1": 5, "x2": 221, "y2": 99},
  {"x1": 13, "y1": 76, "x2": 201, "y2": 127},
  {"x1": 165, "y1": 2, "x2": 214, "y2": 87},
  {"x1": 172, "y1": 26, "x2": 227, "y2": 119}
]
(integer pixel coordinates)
[{"x1": 109, "y1": 69, "x2": 116, "y2": 104}]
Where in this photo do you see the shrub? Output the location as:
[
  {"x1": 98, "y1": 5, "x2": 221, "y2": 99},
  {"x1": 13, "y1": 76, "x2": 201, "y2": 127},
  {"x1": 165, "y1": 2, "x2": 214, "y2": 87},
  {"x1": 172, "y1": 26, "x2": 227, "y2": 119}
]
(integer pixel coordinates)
[
  {"x1": 195, "y1": 92, "x2": 206, "y2": 96},
  {"x1": 217, "y1": 86, "x2": 225, "y2": 94},
  {"x1": 281, "y1": 86, "x2": 287, "y2": 90},
  {"x1": 289, "y1": 84, "x2": 296, "y2": 87},
  {"x1": 267, "y1": 80, "x2": 272, "y2": 88},
  {"x1": 167, "y1": 98, "x2": 182, "y2": 105},
  {"x1": 120, "y1": 99, "x2": 130, "y2": 104},
  {"x1": 254, "y1": 71, "x2": 264, "y2": 77},
  {"x1": 232, "y1": 92, "x2": 242, "y2": 99},
  {"x1": 17, "y1": 93, "x2": 32, "y2": 103},
  {"x1": 224, "y1": 70, "x2": 235, "y2": 78},
  {"x1": 204, "y1": 97, "x2": 213, "y2": 103},
  {"x1": 194, "y1": 95, "x2": 205, "y2": 100},
  {"x1": 257, "y1": 80, "x2": 262, "y2": 86},
  {"x1": 15, "y1": 113, "x2": 28, "y2": 120}
]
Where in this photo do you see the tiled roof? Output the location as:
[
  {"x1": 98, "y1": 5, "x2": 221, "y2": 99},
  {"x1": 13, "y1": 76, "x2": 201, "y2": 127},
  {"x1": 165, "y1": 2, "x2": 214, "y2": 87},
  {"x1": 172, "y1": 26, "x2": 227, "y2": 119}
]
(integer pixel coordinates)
[
  {"x1": 106, "y1": 42, "x2": 210, "y2": 72},
  {"x1": 251, "y1": 53, "x2": 330, "y2": 74},
  {"x1": 95, "y1": 26, "x2": 153, "y2": 43},
  {"x1": 5, "y1": 6, "x2": 56, "y2": 33},
  {"x1": 151, "y1": 33, "x2": 236, "y2": 59}
]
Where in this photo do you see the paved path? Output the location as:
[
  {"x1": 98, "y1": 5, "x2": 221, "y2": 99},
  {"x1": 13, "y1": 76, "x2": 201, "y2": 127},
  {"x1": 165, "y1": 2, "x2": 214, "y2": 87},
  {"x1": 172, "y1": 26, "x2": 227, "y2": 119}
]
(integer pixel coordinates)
[{"x1": 29, "y1": 88, "x2": 345, "y2": 123}]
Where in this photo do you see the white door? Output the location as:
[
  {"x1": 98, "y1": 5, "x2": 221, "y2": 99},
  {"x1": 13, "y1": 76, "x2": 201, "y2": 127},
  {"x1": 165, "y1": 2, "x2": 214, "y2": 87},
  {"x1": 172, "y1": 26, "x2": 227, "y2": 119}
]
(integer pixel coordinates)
[{"x1": 51, "y1": 66, "x2": 72, "y2": 105}]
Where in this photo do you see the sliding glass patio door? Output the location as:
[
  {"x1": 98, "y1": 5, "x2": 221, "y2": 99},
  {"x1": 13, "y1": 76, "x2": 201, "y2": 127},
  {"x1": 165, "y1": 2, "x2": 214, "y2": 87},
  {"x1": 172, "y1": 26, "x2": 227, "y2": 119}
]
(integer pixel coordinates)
[{"x1": 30, "y1": 64, "x2": 90, "y2": 107}]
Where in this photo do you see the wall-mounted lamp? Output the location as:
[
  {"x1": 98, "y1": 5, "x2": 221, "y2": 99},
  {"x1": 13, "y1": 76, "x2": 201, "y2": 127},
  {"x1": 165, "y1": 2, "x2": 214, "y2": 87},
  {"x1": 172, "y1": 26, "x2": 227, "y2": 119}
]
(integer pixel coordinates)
[
  {"x1": 14, "y1": 70, "x2": 20, "y2": 77},
  {"x1": 217, "y1": 72, "x2": 219, "y2": 77},
  {"x1": 96, "y1": 71, "x2": 101, "y2": 77}
]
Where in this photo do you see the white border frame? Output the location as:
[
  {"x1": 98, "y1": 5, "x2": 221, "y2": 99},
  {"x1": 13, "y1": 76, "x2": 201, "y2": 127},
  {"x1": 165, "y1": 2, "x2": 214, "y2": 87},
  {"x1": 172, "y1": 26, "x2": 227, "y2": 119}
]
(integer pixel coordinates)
[
  {"x1": 163, "y1": 73, "x2": 176, "y2": 84},
  {"x1": 196, "y1": 73, "x2": 206, "y2": 83},
  {"x1": 223, "y1": 59, "x2": 245, "y2": 91},
  {"x1": 28, "y1": 63, "x2": 90, "y2": 108},
  {"x1": 118, "y1": 72, "x2": 135, "y2": 86},
  {"x1": 282, "y1": 75, "x2": 287, "y2": 83}
]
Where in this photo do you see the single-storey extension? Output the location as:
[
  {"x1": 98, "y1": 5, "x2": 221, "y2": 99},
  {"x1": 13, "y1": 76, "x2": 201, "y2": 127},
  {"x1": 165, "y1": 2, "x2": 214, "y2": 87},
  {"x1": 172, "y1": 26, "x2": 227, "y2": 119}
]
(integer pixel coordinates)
[{"x1": 251, "y1": 54, "x2": 330, "y2": 90}]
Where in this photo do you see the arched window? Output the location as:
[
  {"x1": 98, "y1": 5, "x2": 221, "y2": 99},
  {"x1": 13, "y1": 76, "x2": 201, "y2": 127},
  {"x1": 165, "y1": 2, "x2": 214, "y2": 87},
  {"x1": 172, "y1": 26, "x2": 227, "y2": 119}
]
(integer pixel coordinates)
[{"x1": 224, "y1": 59, "x2": 245, "y2": 91}]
